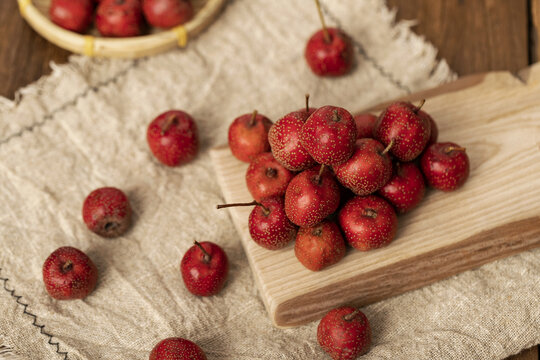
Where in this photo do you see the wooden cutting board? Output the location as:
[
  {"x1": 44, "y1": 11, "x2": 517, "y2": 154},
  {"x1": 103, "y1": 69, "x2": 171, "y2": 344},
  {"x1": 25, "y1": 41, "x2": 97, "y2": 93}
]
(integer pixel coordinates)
[{"x1": 210, "y1": 63, "x2": 540, "y2": 328}]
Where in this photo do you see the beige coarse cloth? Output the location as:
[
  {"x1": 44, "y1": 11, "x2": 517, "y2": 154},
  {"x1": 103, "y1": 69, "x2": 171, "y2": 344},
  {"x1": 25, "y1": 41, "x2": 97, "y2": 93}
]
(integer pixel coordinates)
[{"x1": 0, "y1": 0, "x2": 538, "y2": 359}]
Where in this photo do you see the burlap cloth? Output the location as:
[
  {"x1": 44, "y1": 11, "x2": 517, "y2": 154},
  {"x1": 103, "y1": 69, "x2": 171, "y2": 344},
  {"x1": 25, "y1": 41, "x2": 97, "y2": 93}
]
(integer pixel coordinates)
[{"x1": 0, "y1": 0, "x2": 538, "y2": 359}]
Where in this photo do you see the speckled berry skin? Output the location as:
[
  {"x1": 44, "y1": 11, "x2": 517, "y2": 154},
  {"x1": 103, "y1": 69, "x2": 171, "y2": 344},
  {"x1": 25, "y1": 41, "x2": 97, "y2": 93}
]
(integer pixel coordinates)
[
  {"x1": 42, "y1": 246, "x2": 98, "y2": 300},
  {"x1": 333, "y1": 138, "x2": 392, "y2": 196},
  {"x1": 82, "y1": 187, "x2": 132, "y2": 238},
  {"x1": 305, "y1": 28, "x2": 353, "y2": 77},
  {"x1": 142, "y1": 0, "x2": 193, "y2": 29},
  {"x1": 180, "y1": 241, "x2": 228, "y2": 296},
  {"x1": 147, "y1": 110, "x2": 199, "y2": 167},
  {"x1": 353, "y1": 113, "x2": 377, "y2": 139},
  {"x1": 49, "y1": 0, "x2": 93, "y2": 33},
  {"x1": 245, "y1": 152, "x2": 294, "y2": 202},
  {"x1": 418, "y1": 110, "x2": 438, "y2": 145},
  {"x1": 338, "y1": 195, "x2": 397, "y2": 251},
  {"x1": 248, "y1": 197, "x2": 297, "y2": 250},
  {"x1": 420, "y1": 142, "x2": 470, "y2": 191},
  {"x1": 284, "y1": 167, "x2": 340, "y2": 227},
  {"x1": 300, "y1": 106, "x2": 357, "y2": 166},
  {"x1": 228, "y1": 112, "x2": 273, "y2": 163},
  {"x1": 294, "y1": 221, "x2": 346, "y2": 271},
  {"x1": 149, "y1": 337, "x2": 207, "y2": 360},
  {"x1": 96, "y1": 0, "x2": 144, "y2": 37},
  {"x1": 378, "y1": 162, "x2": 425, "y2": 213},
  {"x1": 374, "y1": 102, "x2": 431, "y2": 162},
  {"x1": 317, "y1": 306, "x2": 371, "y2": 360},
  {"x1": 268, "y1": 109, "x2": 317, "y2": 171}
]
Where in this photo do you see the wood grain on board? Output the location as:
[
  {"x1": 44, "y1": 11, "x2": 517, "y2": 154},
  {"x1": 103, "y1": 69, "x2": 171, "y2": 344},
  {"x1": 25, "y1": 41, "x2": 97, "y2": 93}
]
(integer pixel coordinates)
[{"x1": 210, "y1": 63, "x2": 540, "y2": 328}]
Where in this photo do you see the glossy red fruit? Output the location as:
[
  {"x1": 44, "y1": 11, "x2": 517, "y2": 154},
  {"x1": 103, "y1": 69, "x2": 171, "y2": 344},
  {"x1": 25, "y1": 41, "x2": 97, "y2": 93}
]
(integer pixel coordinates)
[
  {"x1": 82, "y1": 187, "x2": 132, "y2": 238},
  {"x1": 228, "y1": 111, "x2": 273, "y2": 163},
  {"x1": 294, "y1": 221, "x2": 346, "y2": 271},
  {"x1": 180, "y1": 241, "x2": 228, "y2": 296},
  {"x1": 420, "y1": 142, "x2": 470, "y2": 191},
  {"x1": 248, "y1": 197, "x2": 297, "y2": 250},
  {"x1": 379, "y1": 162, "x2": 425, "y2": 213},
  {"x1": 49, "y1": 0, "x2": 93, "y2": 33},
  {"x1": 374, "y1": 101, "x2": 431, "y2": 162},
  {"x1": 305, "y1": 28, "x2": 353, "y2": 77},
  {"x1": 217, "y1": 198, "x2": 297, "y2": 250},
  {"x1": 317, "y1": 306, "x2": 371, "y2": 360},
  {"x1": 339, "y1": 195, "x2": 397, "y2": 251},
  {"x1": 300, "y1": 105, "x2": 357, "y2": 166},
  {"x1": 284, "y1": 167, "x2": 340, "y2": 227},
  {"x1": 268, "y1": 107, "x2": 316, "y2": 171},
  {"x1": 42, "y1": 246, "x2": 98, "y2": 300},
  {"x1": 96, "y1": 0, "x2": 144, "y2": 37},
  {"x1": 353, "y1": 113, "x2": 377, "y2": 139},
  {"x1": 142, "y1": 0, "x2": 193, "y2": 28},
  {"x1": 333, "y1": 138, "x2": 392, "y2": 196},
  {"x1": 147, "y1": 110, "x2": 198, "y2": 167},
  {"x1": 418, "y1": 110, "x2": 438, "y2": 145},
  {"x1": 245, "y1": 153, "x2": 294, "y2": 202},
  {"x1": 149, "y1": 337, "x2": 207, "y2": 360}
]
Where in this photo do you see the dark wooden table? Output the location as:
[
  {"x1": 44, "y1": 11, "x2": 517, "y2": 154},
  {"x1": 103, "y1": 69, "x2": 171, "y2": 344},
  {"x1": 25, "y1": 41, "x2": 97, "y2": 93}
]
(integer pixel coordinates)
[{"x1": 0, "y1": 0, "x2": 538, "y2": 359}]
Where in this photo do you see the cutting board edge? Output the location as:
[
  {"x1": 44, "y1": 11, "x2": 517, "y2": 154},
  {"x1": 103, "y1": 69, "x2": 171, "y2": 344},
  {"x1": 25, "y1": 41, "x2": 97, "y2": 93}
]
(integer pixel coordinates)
[{"x1": 270, "y1": 216, "x2": 540, "y2": 328}]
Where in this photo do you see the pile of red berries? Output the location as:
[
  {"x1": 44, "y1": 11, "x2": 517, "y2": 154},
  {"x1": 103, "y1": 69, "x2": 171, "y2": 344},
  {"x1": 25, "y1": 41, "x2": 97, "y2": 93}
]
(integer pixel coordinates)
[
  {"x1": 49, "y1": 0, "x2": 193, "y2": 37},
  {"x1": 226, "y1": 96, "x2": 470, "y2": 272},
  {"x1": 39, "y1": 95, "x2": 469, "y2": 359},
  {"x1": 223, "y1": 96, "x2": 469, "y2": 359}
]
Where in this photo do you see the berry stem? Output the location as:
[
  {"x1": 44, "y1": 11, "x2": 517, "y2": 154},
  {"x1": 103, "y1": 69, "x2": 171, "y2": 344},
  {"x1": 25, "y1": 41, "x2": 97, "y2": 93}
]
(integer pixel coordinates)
[
  {"x1": 61, "y1": 260, "x2": 73, "y2": 273},
  {"x1": 343, "y1": 309, "x2": 361, "y2": 321},
  {"x1": 248, "y1": 110, "x2": 258, "y2": 127},
  {"x1": 216, "y1": 200, "x2": 270, "y2": 214},
  {"x1": 413, "y1": 99, "x2": 426, "y2": 114},
  {"x1": 312, "y1": 227, "x2": 323, "y2": 236},
  {"x1": 194, "y1": 241, "x2": 211, "y2": 263},
  {"x1": 160, "y1": 113, "x2": 178, "y2": 135},
  {"x1": 331, "y1": 109, "x2": 340, "y2": 122},
  {"x1": 305, "y1": 94, "x2": 310, "y2": 113},
  {"x1": 314, "y1": 0, "x2": 331, "y2": 43},
  {"x1": 382, "y1": 139, "x2": 394, "y2": 155},
  {"x1": 315, "y1": 165, "x2": 326, "y2": 185},
  {"x1": 363, "y1": 208, "x2": 377, "y2": 218},
  {"x1": 444, "y1": 146, "x2": 466, "y2": 154},
  {"x1": 266, "y1": 167, "x2": 278, "y2": 178}
]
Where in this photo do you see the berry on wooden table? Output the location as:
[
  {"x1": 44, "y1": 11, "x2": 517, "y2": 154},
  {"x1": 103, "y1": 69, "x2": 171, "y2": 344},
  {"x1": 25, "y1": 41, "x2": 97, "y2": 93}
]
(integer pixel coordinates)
[{"x1": 228, "y1": 110, "x2": 273, "y2": 163}]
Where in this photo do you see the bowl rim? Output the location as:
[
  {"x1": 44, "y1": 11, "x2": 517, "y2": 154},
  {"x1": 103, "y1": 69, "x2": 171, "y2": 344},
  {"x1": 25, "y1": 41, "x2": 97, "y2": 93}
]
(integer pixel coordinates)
[{"x1": 18, "y1": 0, "x2": 227, "y2": 58}]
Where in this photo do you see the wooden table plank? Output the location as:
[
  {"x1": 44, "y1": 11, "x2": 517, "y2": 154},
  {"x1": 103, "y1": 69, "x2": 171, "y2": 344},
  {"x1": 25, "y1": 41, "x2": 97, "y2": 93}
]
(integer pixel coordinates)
[
  {"x1": 0, "y1": 0, "x2": 70, "y2": 100},
  {"x1": 508, "y1": 346, "x2": 539, "y2": 360},
  {"x1": 532, "y1": 0, "x2": 540, "y2": 63},
  {"x1": 387, "y1": 0, "x2": 529, "y2": 75}
]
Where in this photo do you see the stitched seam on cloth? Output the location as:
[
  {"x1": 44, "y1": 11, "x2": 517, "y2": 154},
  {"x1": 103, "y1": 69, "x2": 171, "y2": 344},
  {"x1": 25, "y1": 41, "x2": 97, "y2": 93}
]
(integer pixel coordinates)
[
  {"x1": 0, "y1": 268, "x2": 68, "y2": 360},
  {"x1": 320, "y1": 0, "x2": 412, "y2": 93},
  {"x1": 0, "y1": 58, "x2": 144, "y2": 147}
]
